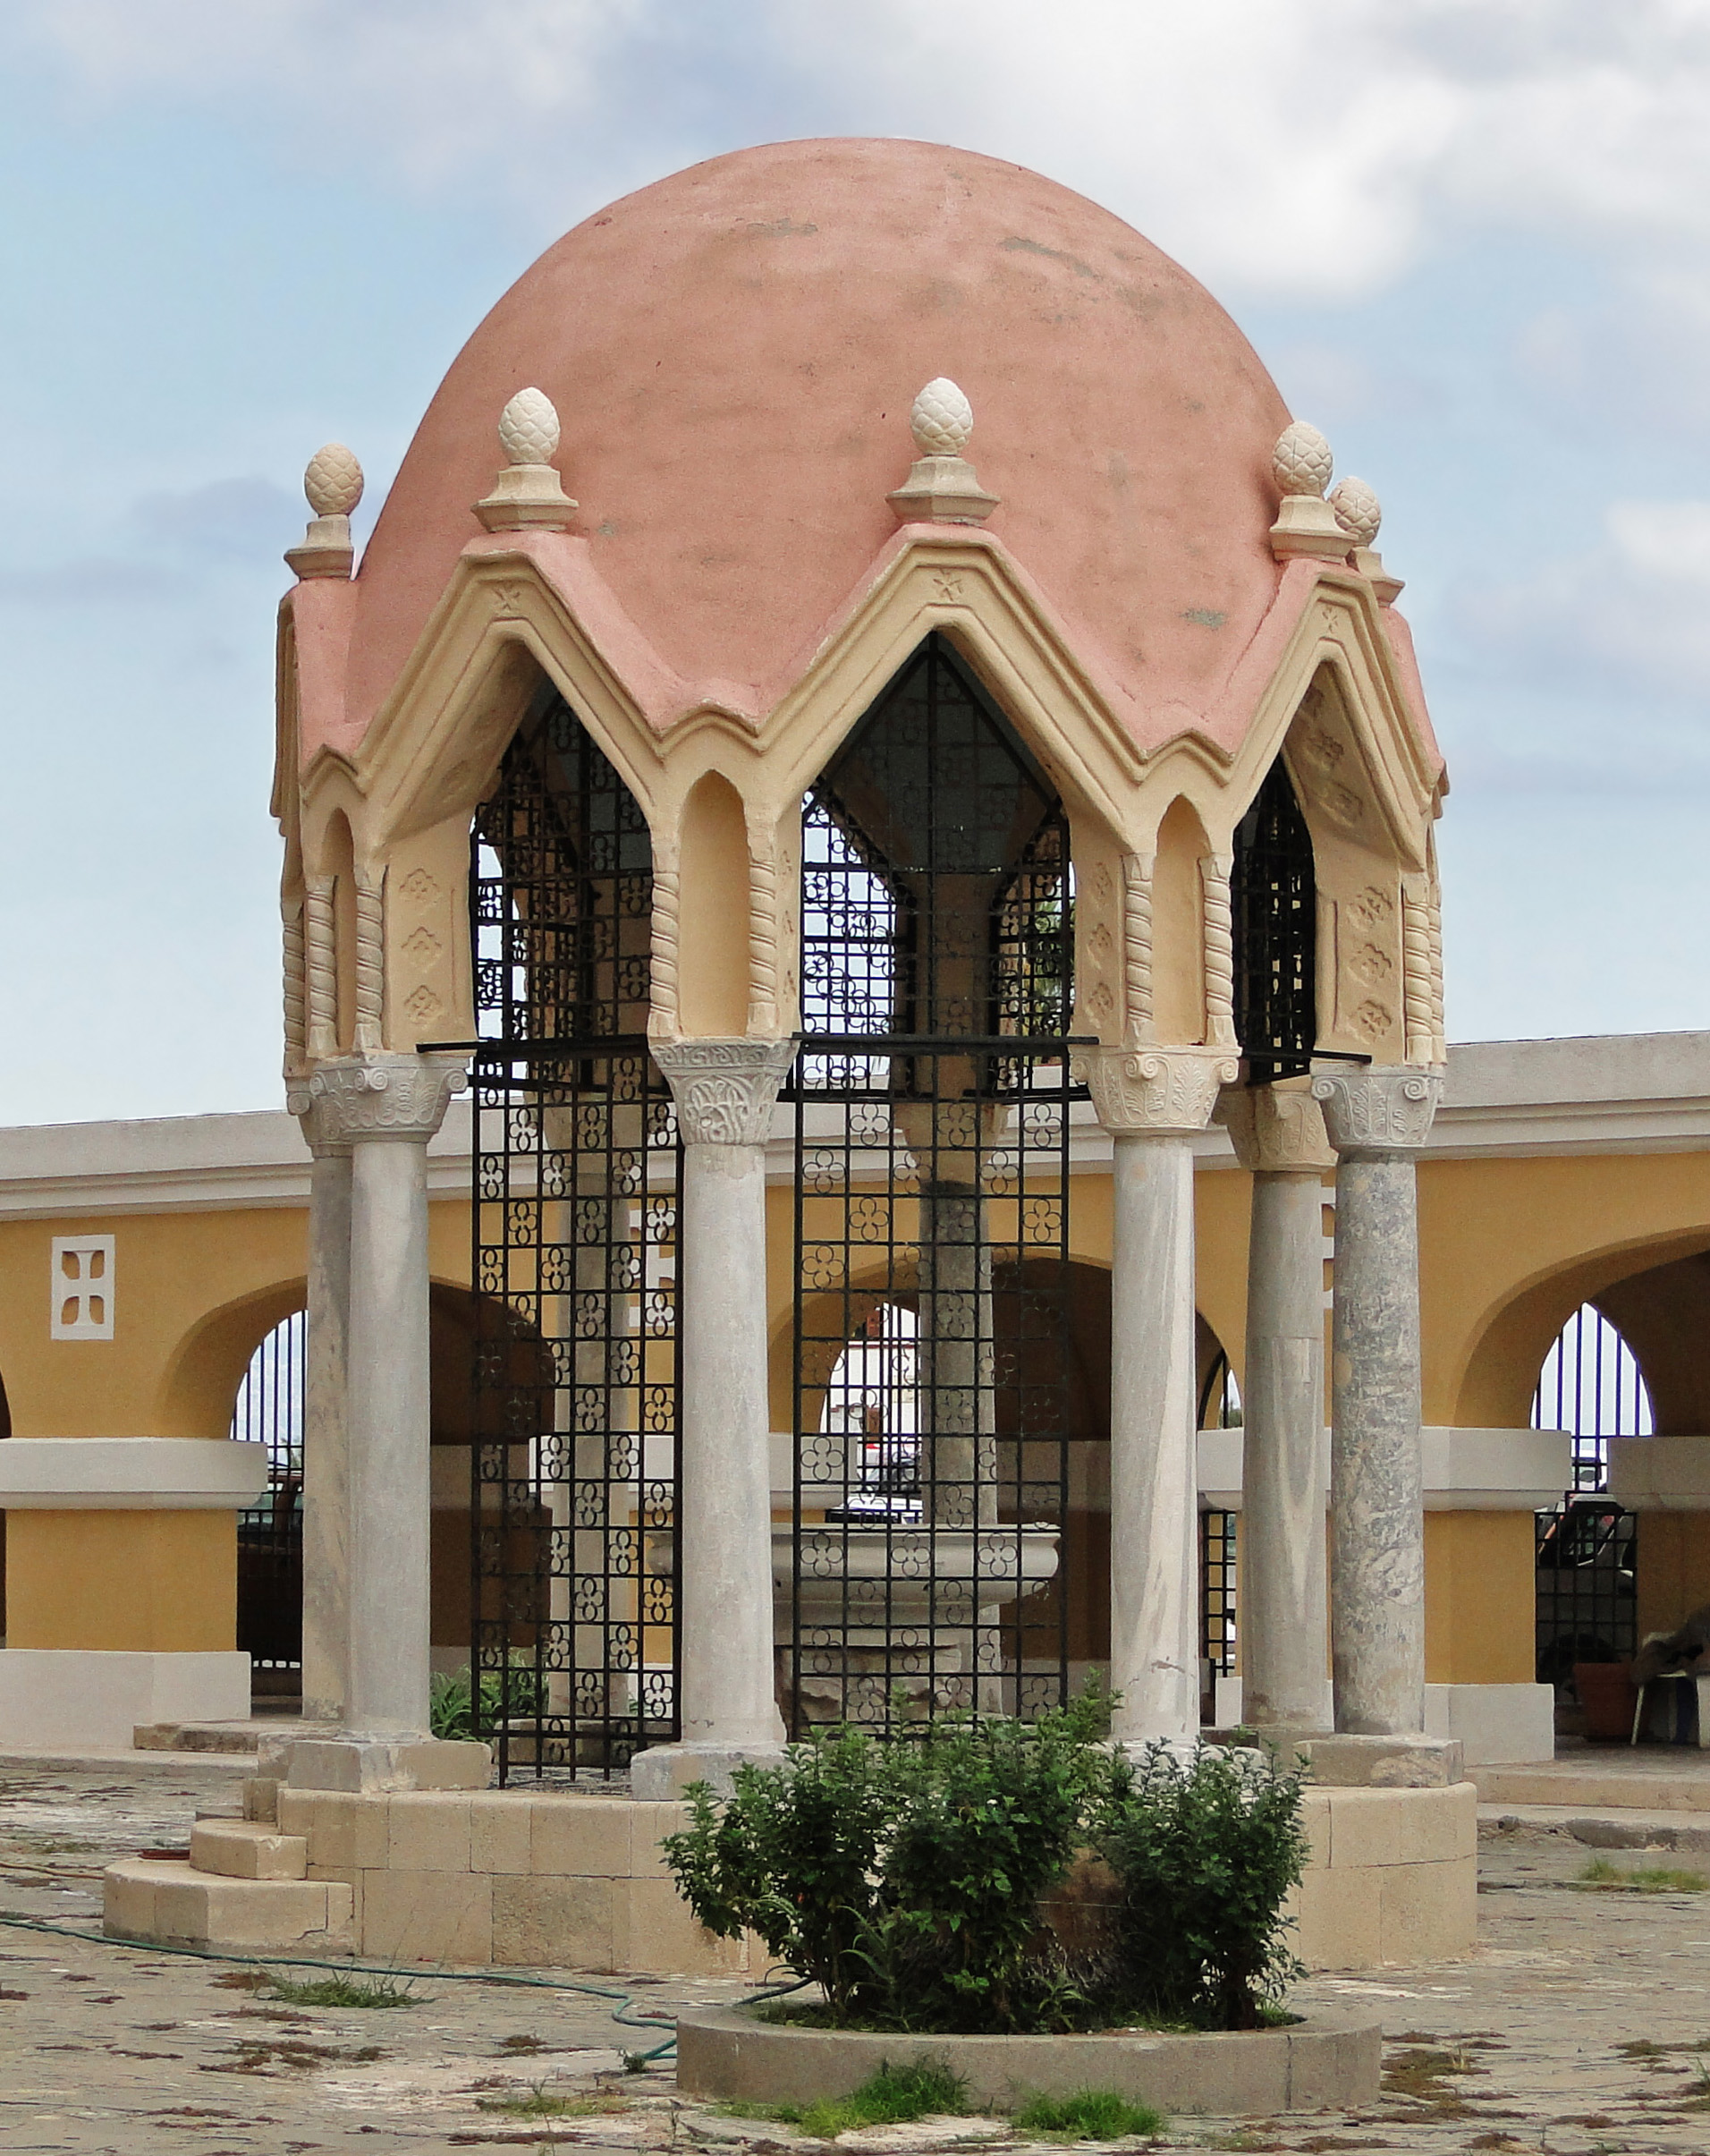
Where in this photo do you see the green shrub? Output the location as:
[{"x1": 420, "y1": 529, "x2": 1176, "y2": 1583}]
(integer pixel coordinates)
[
  {"x1": 429, "y1": 1656, "x2": 543, "y2": 1742},
  {"x1": 662, "y1": 1693, "x2": 1111, "y2": 2033},
  {"x1": 1011, "y1": 2087, "x2": 1164, "y2": 2140},
  {"x1": 1091, "y1": 1743, "x2": 1308, "y2": 2032}
]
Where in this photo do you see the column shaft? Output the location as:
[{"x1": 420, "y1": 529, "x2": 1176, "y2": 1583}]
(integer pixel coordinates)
[
  {"x1": 301, "y1": 1149, "x2": 351, "y2": 1722},
  {"x1": 1327, "y1": 1150, "x2": 1426, "y2": 1734},
  {"x1": 345, "y1": 1133, "x2": 435, "y2": 1734},
  {"x1": 1242, "y1": 1168, "x2": 1329, "y2": 1725},
  {"x1": 1108, "y1": 1132, "x2": 1200, "y2": 1744},
  {"x1": 676, "y1": 1136, "x2": 783, "y2": 1747}
]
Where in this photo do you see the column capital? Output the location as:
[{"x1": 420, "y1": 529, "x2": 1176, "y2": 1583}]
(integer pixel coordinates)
[
  {"x1": 654, "y1": 1037, "x2": 795, "y2": 1146},
  {"x1": 288, "y1": 1052, "x2": 467, "y2": 1150},
  {"x1": 1073, "y1": 1045, "x2": 1240, "y2": 1139},
  {"x1": 1311, "y1": 1065, "x2": 1442, "y2": 1158},
  {"x1": 1216, "y1": 1076, "x2": 1336, "y2": 1175}
]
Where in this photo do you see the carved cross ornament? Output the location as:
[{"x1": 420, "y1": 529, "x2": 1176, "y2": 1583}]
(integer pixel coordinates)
[{"x1": 653, "y1": 1038, "x2": 796, "y2": 1147}]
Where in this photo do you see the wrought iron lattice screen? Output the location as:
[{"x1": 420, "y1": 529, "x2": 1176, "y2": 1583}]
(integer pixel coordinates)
[
  {"x1": 1533, "y1": 1304, "x2": 1650, "y2": 1687},
  {"x1": 470, "y1": 684, "x2": 681, "y2": 1779},
  {"x1": 1232, "y1": 757, "x2": 1317, "y2": 1084},
  {"x1": 787, "y1": 634, "x2": 1079, "y2": 1735},
  {"x1": 1200, "y1": 1508, "x2": 1239, "y2": 1686},
  {"x1": 233, "y1": 1311, "x2": 305, "y2": 1688}
]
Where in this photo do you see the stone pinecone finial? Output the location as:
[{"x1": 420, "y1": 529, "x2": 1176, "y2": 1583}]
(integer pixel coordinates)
[
  {"x1": 1329, "y1": 477, "x2": 1381, "y2": 548},
  {"x1": 910, "y1": 378, "x2": 975, "y2": 458},
  {"x1": 497, "y1": 387, "x2": 562, "y2": 467},
  {"x1": 476, "y1": 387, "x2": 576, "y2": 533},
  {"x1": 286, "y1": 442, "x2": 362, "y2": 580},
  {"x1": 1272, "y1": 420, "x2": 1334, "y2": 499},
  {"x1": 304, "y1": 443, "x2": 364, "y2": 519},
  {"x1": 1268, "y1": 420, "x2": 1352, "y2": 563},
  {"x1": 888, "y1": 375, "x2": 998, "y2": 528}
]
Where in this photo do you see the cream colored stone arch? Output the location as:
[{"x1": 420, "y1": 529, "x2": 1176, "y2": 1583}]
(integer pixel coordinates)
[{"x1": 1167, "y1": 574, "x2": 1444, "y2": 1072}]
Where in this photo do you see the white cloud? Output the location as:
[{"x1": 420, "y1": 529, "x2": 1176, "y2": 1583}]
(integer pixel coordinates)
[
  {"x1": 14, "y1": 1, "x2": 1710, "y2": 299},
  {"x1": 1449, "y1": 496, "x2": 1710, "y2": 710}
]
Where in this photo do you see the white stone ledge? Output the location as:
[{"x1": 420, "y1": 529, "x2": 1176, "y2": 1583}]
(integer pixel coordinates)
[
  {"x1": 0, "y1": 1438, "x2": 269, "y2": 1509},
  {"x1": 1198, "y1": 1426, "x2": 1572, "y2": 1512},
  {"x1": 1607, "y1": 1434, "x2": 1710, "y2": 1511},
  {"x1": 0, "y1": 1651, "x2": 252, "y2": 1749}
]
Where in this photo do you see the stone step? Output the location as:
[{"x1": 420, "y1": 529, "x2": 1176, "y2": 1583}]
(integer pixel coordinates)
[
  {"x1": 1480, "y1": 1802, "x2": 1710, "y2": 1853},
  {"x1": 189, "y1": 1818, "x2": 309, "y2": 1880},
  {"x1": 133, "y1": 1718, "x2": 341, "y2": 1754},
  {"x1": 1474, "y1": 1762, "x2": 1710, "y2": 1812},
  {"x1": 104, "y1": 1858, "x2": 353, "y2": 1952}
]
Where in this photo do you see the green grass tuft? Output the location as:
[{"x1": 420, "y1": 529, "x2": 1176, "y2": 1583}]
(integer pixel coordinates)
[
  {"x1": 262, "y1": 1971, "x2": 419, "y2": 2009},
  {"x1": 1577, "y1": 1857, "x2": 1710, "y2": 1894},
  {"x1": 1012, "y1": 2087, "x2": 1165, "y2": 2140},
  {"x1": 772, "y1": 2057, "x2": 970, "y2": 2140},
  {"x1": 475, "y1": 2084, "x2": 627, "y2": 2119}
]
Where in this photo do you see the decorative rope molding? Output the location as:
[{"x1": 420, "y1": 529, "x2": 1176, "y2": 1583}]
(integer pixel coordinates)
[
  {"x1": 1427, "y1": 877, "x2": 1446, "y2": 1065},
  {"x1": 649, "y1": 862, "x2": 681, "y2": 1036},
  {"x1": 353, "y1": 866, "x2": 385, "y2": 1055},
  {"x1": 747, "y1": 848, "x2": 780, "y2": 1035},
  {"x1": 1121, "y1": 851, "x2": 1156, "y2": 1046},
  {"x1": 305, "y1": 875, "x2": 338, "y2": 1062},
  {"x1": 1199, "y1": 853, "x2": 1238, "y2": 1049},
  {"x1": 1401, "y1": 877, "x2": 1435, "y2": 1068},
  {"x1": 282, "y1": 897, "x2": 307, "y2": 1077}
]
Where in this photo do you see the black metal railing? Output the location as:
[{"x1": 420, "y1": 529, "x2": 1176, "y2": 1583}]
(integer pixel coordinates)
[{"x1": 233, "y1": 1311, "x2": 305, "y2": 1690}]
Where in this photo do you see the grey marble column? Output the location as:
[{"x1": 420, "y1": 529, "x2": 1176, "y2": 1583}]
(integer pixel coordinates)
[
  {"x1": 1217, "y1": 1080, "x2": 1334, "y2": 1729},
  {"x1": 293, "y1": 1054, "x2": 465, "y2": 1738},
  {"x1": 293, "y1": 1120, "x2": 351, "y2": 1724},
  {"x1": 1080, "y1": 1047, "x2": 1238, "y2": 1745},
  {"x1": 632, "y1": 1038, "x2": 795, "y2": 1796},
  {"x1": 1310, "y1": 1065, "x2": 1443, "y2": 1737}
]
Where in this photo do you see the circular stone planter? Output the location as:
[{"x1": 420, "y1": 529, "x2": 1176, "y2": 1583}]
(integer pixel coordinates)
[{"x1": 676, "y1": 2005, "x2": 1382, "y2": 2119}]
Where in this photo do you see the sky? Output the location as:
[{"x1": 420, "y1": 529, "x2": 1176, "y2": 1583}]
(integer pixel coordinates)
[{"x1": 4, "y1": 2, "x2": 1710, "y2": 1124}]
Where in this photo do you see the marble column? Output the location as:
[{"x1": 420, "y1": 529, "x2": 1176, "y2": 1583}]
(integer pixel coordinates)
[
  {"x1": 1217, "y1": 1079, "x2": 1335, "y2": 1729},
  {"x1": 292, "y1": 1053, "x2": 465, "y2": 1738},
  {"x1": 1080, "y1": 1047, "x2": 1239, "y2": 1746},
  {"x1": 633, "y1": 1038, "x2": 795, "y2": 1795},
  {"x1": 291, "y1": 1105, "x2": 351, "y2": 1724},
  {"x1": 1310, "y1": 1065, "x2": 1443, "y2": 1736}
]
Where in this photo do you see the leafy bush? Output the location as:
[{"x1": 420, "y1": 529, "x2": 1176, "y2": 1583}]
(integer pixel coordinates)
[
  {"x1": 1091, "y1": 1743, "x2": 1308, "y2": 2031},
  {"x1": 1011, "y1": 2087, "x2": 1164, "y2": 2140},
  {"x1": 429, "y1": 1657, "x2": 543, "y2": 1742},
  {"x1": 663, "y1": 1693, "x2": 1111, "y2": 2033},
  {"x1": 662, "y1": 1699, "x2": 1307, "y2": 2038}
]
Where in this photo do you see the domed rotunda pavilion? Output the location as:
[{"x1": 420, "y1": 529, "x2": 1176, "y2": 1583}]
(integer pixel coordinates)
[{"x1": 249, "y1": 138, "x2": 1460, "y2": 1957}]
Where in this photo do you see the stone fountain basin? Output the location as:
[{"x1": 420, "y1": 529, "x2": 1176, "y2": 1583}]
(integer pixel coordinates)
[{"x1": 771, "y1": 1521, "x2": 1059, "y2": 1621}]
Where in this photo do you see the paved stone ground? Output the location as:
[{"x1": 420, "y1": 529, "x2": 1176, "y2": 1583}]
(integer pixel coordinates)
[{"x1": 4, "y1": 1766, "x2": 1710, "y2": 2154}]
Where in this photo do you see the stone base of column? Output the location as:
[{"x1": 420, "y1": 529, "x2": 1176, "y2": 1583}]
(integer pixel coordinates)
[
  {"x1": 630, "y1": 1742, "x2": 790, "y2": 1800},
  {"x1": 1220, "y1": 1730, "x2": 1464, "y2": 1788},
  {"x1": 258, "y1": 1734, "x2": 491, "y2": 1795}
]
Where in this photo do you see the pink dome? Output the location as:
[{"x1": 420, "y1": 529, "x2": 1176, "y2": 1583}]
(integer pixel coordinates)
[{"x1": 342, "y1": 138, "x2": 1305, "y2": 749}]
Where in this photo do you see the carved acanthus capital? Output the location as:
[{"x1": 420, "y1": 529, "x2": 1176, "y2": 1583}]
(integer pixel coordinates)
[
  {"x1": 1310, "y1": 1065, "x2": 1442, "y2": 1157},
  {"x1": 288, "y1": 1053, "x2": 467, "y2": 1150},
  {"x1": 654, "y1": 1038, "x2": 795, "y2": 1147},
  {"x1": 1216, "y1": 1077, "x2": 1336, "y2": 1175},
  {"x1": 1073, "y1": 1046, "x2": 1240, "y2": 1139}
]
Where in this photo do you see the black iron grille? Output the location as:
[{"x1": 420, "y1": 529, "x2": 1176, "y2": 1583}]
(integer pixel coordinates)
[
  {"x1": 469, "y1": 685, "x2": 681, "y2": 1779},
  {"x1": 786, "y1": 635, "x2": 1079, "y2": 1734},
  {"x1": 1232, "y1": 757, "x2": 1316, "y2": 1084}
]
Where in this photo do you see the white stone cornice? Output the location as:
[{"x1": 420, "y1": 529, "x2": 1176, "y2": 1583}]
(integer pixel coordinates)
[
  {"x1": 654, "y1": 1038, "x2": 796, "y2": 1146},
  {"x1": 289, "y1": 1053, "x2": 468, "y2": 1148},
  {"x1": 1073, "y1": 1046, "x2": 1240, "y2": 1138},
  {"x1": 0, "y1": 1437, "x2": 270, "y2": 1510},
  {"x1": 1312, "y1": 1065, "x2": 1442, "y2": 1156}
]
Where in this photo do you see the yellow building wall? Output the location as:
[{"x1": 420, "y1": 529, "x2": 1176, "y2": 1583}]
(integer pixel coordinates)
[
  {"x1": 1635, "y1": 1513, "x2": 1710, "y2": 1643},
  {"x1": 1424, "y1": 1512, "x2": 1536, "y2": 1684},
  {"x1": 7, "y1": 1512, "x2": 233, "y2": 1651}
]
